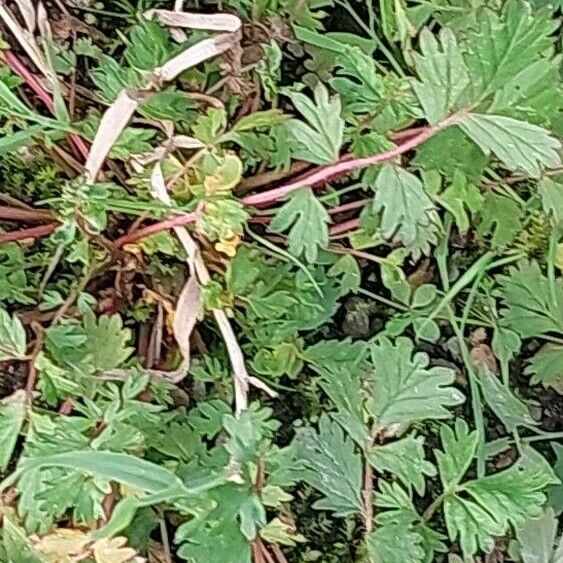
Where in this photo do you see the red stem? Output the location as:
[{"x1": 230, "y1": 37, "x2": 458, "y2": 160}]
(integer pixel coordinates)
[
  {"x1": 114, "y1": 212, "x2": 199, "y2": 248},
  {"x1": 4, "y1": 50, "x2": 54, "y2": 112},
  {"x1": 329, "y1": 198, "x2": 370, "y2": 215},
  {"x1": 330, "y1": 218, "x2": 360, "y2": 235},
  {"x1": 4, "y1": 50, "x2": 89, "y2": 161},
  {"x1": 0, "y1": 206, "x2": 54, "y2": 222},
  {"x1": 0, "y1": 223, "x2": 58, "y2": 244},
  {"x1": 242, "y1": 119, "x2": 454, "y2": 206}
]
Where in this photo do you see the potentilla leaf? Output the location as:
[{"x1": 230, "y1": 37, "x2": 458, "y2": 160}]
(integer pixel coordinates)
[
  {"x1": 511, "y1": 508, "x2": 561, "y2": 563},
  {"x1": 293, "y1": 415, "x2": 363, "y2": 517},
  {"x1": 372, "y1": 164, "x2": 440, "y2": 257},
  {"x1": 438, "y1": 426, "x2": 558, "y2": 560},
  {"x1": 0, "y1": 307, "x2": 27, "y2": 361},
  {"x1": 366, "y1": 522, "x2": 425, "y2": 563},
  {"x1": 285, "y1": 83, "x2": 344, "y2": 164},
  {"x1": 476, "y1": 192, "x2": 523, "y2": 247},
  {"x1": 269, "y1": 187, "x2": 329, "y2": 262},
  {"x1": 412, "y1": 27, "x2": 470, "y2": 124},
  {"x1": 316, "y1": 366, "x2": 370, "y2": 447},
  {"x1": 463, "y1": 0, "x2": 558, "y2": 100},
  {"x1": 462, "y1": 446, "x2": 558, "y2": 530},
  {"x1": 478, "y1": 369, "x2": 536, "y2": 431},
  {"x1": 524, "y1": 344, "x2": 563, "y2": 391},
  {"x1": 369, "y1": 336, "x2": 464, "y2": 430},
  {"x1": 0, "y1": 391, "x2": 27, "y2": 472},
  {"x1": 457, "y1": 113, "x2": 561, "y2": 178},
  {"x1": 497, "y1": 260, "x2": 563, "y2": 338},
  {"x1": 435, "y1": 419, "x2": 478, "y2": 490},
  {"x1": 367, "y1": 434, "x2": 436, "y2": 495},
  {"x1": 539, "y1": 178, "x2": 563, "y2": 228}
]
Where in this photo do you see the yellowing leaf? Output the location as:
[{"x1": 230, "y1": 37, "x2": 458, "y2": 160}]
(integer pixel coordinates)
[
  {"x1": 215, "y1": 234, "x2": 241, "y2": 257},
  {"x1": 203, "y1": 153, "x2": 243, "y2": 194}
]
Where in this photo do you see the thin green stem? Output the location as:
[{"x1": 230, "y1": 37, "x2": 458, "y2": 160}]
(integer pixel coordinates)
[{"x1": 548, "y1": 229, "x2": 559, "y2": 309}]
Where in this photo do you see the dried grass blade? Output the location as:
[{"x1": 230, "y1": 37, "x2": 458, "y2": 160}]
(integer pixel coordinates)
[
  {"x1": 85, "y1": 90, "x2": 140, "y2": 183},
  {"x1": 145, "y1": 10, "x2": 241, "y2": 32},
  {"x1": 173, "y1": 275, "x2": 201, "y2": 364},
  {"x1": 154, "y1": 33, "x2": 239, "y2": 82},
  {"x1": 13, "y1": 0, "x2": 35, "y2": 32},
  {"x1": 0, "y1": 2, "x2": 52, "y2": 82}
]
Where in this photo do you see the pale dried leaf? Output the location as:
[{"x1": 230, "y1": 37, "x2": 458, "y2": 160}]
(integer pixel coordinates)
[
  {"x1": 145, "y1": 10, "x2": 241, "y2": 32},
  {"x1": 150, "y1": 163, "x2": 250, "y2": 412},
  {"x1": 33, "y1": 528, "x2": 90, "y2": 561},
  {"x1": 93, "y1": 537, "x2": 140, "y2": 563},
  {"x1": 173, "y1": 275, "x2": 201, "y2": 363},
  {"x1": 36, "y1": 2, "x2": 47, "y2": 36},
  {"x1": 173, "y1": 135, "x2": 206, "y2": 149},
  {"x1": 14, "y1": 0, "x2": 35, "y2": 32},
  {"x1": 154, "y1": 33, "x2": 239, "y2": 82},
  {"x1": 85, "y1": 90, "x2": 140, "y2": 183},
  {"x1": 0, "y1": 3, "x2": 52, "y2": 82}
]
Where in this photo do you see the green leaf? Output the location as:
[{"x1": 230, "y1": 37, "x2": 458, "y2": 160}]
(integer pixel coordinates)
[
  {"x1": 316, "y1": 366, "x2": 370, "y2": 447},
  {"x1": 367, "y1": 434, "x2": 436, "y2": 495},
  {"x1": 259, "y1": 518, "x2": 306, "y2": 547},
  {"x1": 231, "y1": 109, "x2": 287, "y2": 132},
  {"x1": 488, "y1": 58, "x2": 562, "y2": 126},
  {"x1": 463, "y1": 0, "x2": 558, "y2": 100},
  {"x1": 0, "y1": 391, "x2": 27, "y2": 471},
  {"x1": 1, "y1": 511, "x2": 44, "y2": 563},
  {"x1": 0, "y1": 307, "x2": 27, "y2": 361},
  {"x1": 413, "y1": 127, "x2": 488, "y2": 182},
  {"x1": 539, "y1": 178, "x2": 563, "y2": 228},
  {"x1": 479, "y1": 370, "x2": 536, "y2": 431},
  {"x1": 82, "y1": 311, "x2": 133, "y2": 371},
  {"x1": 223, "y1": 404, "x2": 279, "y2": 465},
  {"x1": 303, "y1": 338, "x2": 368, "y2": 371},
  {"x1": 139, "y1": 88, "x2": 196, "y2": 122},
  {"x1": 512, "y1": 508, "x2": 561, "y2": 563},
  {"x1": 285, "y1": 83, "x2": 344, "y2": 164},
  {"x1": 14, "y1": 451, "x2": 222, "y2": 497},
  {"x1": 457, "y1": 113, "x2": 561, "y2": 178},
  {"x1": 369, "y1": 336, "x2": 464, "y2": 429},
  {"x1": 125, "y1": 20, "x2": 176, "y2": 70},
  {"x1": 438, "y1": 171, "x2": 484, "y2": 233},
  {"x1": 477, "y1": 193, "x2": 523, "y2": 247},
  {"x1": 497, "y1": 260, "x2": 563, "y2": 338},
  {"x1": 443, "y1": 493, "x2": 504, "y2": 558},
  {"x1": 524, "y1": 344, "x2": 563, "y2": 390},
  {"x1": 548, "y1": 443, "x2": 563, "y2": 515},
  {"x1": 91, "y1": 55, "x2": 141, "y2": 103},
  {"x1": 444, "y1": 446, "x2": 558, "y2": 559},
  {"x1": 269, "y1": 187, "x2": 329, "y2": 262},
  {"x1": 176, "y1": 485, "x2": 257, "y2": 563},
  {"x1": 412, "y1": 27, "x2": 470, "y2": 124},
  {"x1": 328, "y1": 254, "x2": 361, "y2": 294},
  {"x1": 435, "y1": 419, "x2": 478, "y2": 490},
  {"x1": 366, "y1": 522, "x2": 425, "y2": 563},
  {"x1": 372, "y1": 165, "x2": 440, "y2": 257},
  {"x1": 294, "y1": 415, "x2": 363, "y2": 516}
]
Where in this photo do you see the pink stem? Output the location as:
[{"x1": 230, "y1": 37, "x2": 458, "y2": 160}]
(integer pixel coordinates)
[
  {"x1": 4, "y1": 50, "x2": 89, "y2": 161},
  {"x1": 0, "y1": 223, "x2": 58, "y2": 244},
  {"x1": 242, "y1": 119, "x2": 455, "y2": 207},
  {"x1": 330, "y1": 218, "x2": 360, "y2": 235},
  {"x1": 4, "y1": 50, "x2": 54, "y2": 112},
  {"x1": 114, "y1": 212, "x2": 199, "y2": 247},
  {"x1": 329, "y1": 198, "x2": 370, "y2": 215}
]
